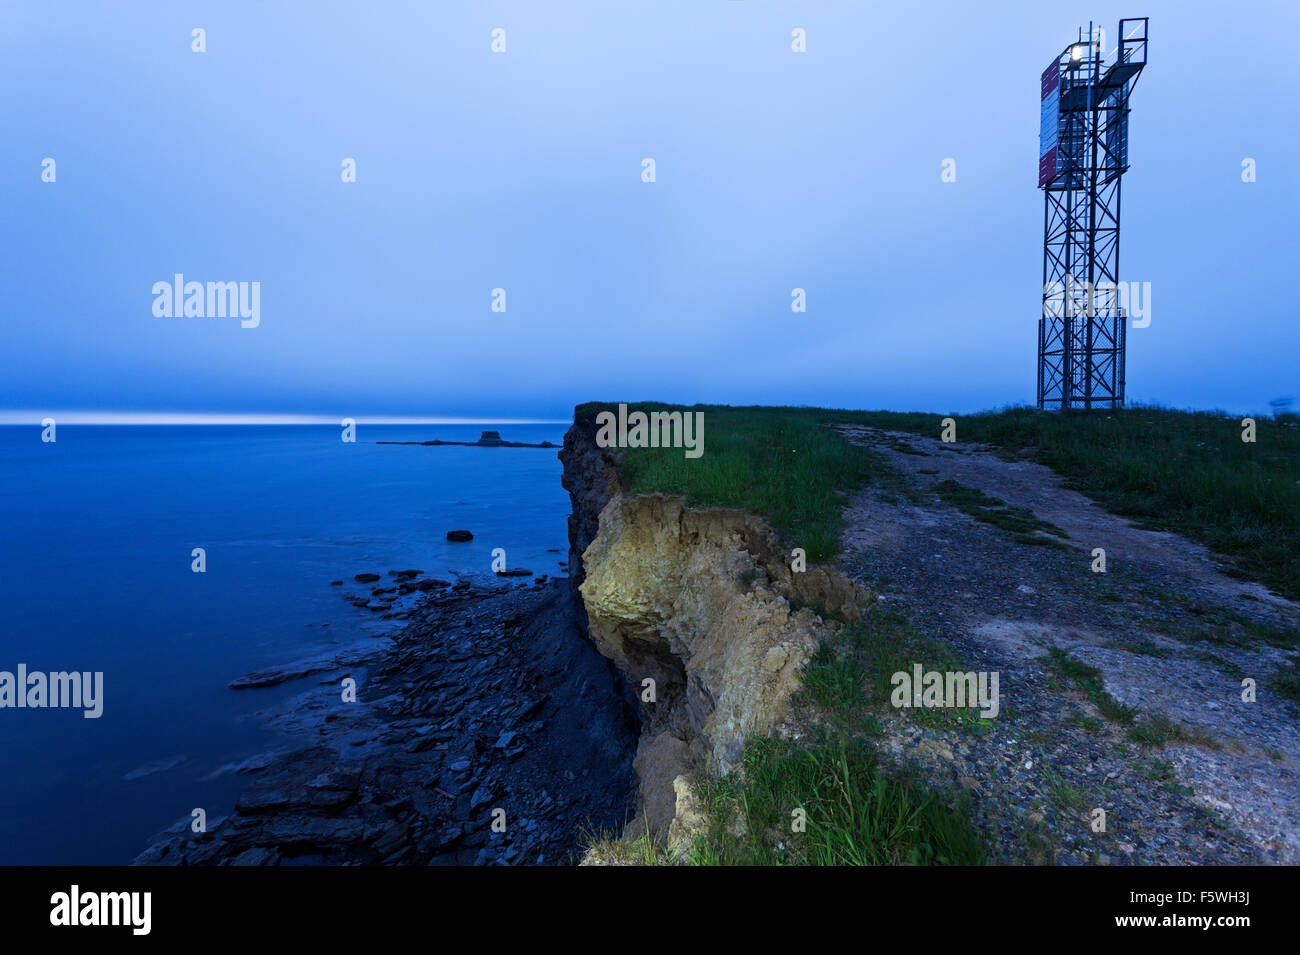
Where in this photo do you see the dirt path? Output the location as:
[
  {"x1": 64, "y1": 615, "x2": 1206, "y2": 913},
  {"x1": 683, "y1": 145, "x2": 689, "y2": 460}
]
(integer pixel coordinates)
[{"x1": 836, "y1": 425, "x2": 1300, "y2": 865}]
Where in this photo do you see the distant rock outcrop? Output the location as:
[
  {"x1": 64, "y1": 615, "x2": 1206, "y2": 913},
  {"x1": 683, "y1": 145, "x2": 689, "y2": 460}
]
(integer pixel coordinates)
[{"x1": 376, "y1": 430, "x2": 555, "y2": 450}]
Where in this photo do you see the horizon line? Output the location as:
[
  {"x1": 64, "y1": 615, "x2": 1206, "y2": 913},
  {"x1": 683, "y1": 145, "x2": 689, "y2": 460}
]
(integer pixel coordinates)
[{"x1": 0, "y1": 412, "x2": 569, "y2": 426}]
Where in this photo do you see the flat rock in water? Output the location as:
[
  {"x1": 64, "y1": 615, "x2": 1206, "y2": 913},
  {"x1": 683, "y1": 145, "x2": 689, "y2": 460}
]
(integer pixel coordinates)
[
  {"x1": 446, "y1": 530, "x2": 473, "y2": 542},
  {"x1": 227, "y1": 643, "x2": 379, "y2": 689},
  {"x1": 123, "y1": 755, "x2": 186, "y2": 781}
]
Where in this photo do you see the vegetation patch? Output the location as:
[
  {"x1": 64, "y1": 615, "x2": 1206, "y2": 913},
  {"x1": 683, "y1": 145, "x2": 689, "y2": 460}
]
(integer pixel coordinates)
[
  {"x1": 1141, "y1": 589, "x2": 1298, "y2": 651},
  {"x1": 1127, "y1": 713, "x2": 1220, "y2": 750},
  {"x1": 1139, "y1": 758, "x2": 1174, "y2": 783},
  {"x1": 799, "y1": 603, "x2": 991, "y2": 734},
  {"x1": 1046, "y1": 647, "x2": 1137, "y2": 726},
  {"x1": 1041, "y1": 764, "x2": 1091, "y2": 816},
  {"x1": 1066, "y1": 713, "x2": 1103, "y2": 734},
  {"x1": 1271, "y1": 662, "x2": 1300, "y2": 703},
  {"x1": 799, "y1": 643, "x2": 874, "y2": 724},
  {"x1": 575, "y1": 403, "x2": 922, "y2": 563},
  {"x1": 933, "y1": 479, "x2": 1069, "y2": 542},
  {"x1": 697, "y1": 599, "x2": 989, "y2": 866},
  {"x1": 1046, "y1": 650, "x2": 1218, "y2": 749},
  {"x1": 690, "y1": 730, "x2": 985, "y2": 866}
]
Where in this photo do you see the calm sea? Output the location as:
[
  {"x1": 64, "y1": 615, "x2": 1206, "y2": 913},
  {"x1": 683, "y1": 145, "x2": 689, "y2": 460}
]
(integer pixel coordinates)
[{"x1": 0, "y1": 423, "x2": 571, "y2": 864}]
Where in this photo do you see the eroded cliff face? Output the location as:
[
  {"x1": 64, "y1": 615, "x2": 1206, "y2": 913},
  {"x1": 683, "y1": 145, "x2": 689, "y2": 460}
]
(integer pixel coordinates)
[{"x1": 560, "y1": 414, "x2": 868, "y2": 841}]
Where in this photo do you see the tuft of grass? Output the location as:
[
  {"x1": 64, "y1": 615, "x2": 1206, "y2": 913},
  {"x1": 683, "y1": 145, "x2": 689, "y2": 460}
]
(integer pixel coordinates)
[
  {"x1": 799, "y1": 643, "x2": 870, "y2": 718},
  {"x1": 1127, "y1": 713, "x2": 1220, "y2": 750},
  {"x1": 578, "y1": 816, "x2": 672, "y2": 866},
  {"x1": 1041, "y1": 765, "x2": 1091, "y2": 815},
  {"x1": 693, "y1": 730, "x2": 985, "y2": 866},
  {"x1": 1139, "y1": 758, "x2": 1174, "y2": 783},
  {"x1": 1066, "y1": 713, "x2": 1103, "y2": 734},
  {"x1": 933, "y1": 479, "x2": 1069, "y2": 541},
  {"x1": 1272, "y1": 663, "x2": 1300, "y2": 703},
  {"x1": 1046, "y1": 647, "x2": 1137, "y2": 725}
]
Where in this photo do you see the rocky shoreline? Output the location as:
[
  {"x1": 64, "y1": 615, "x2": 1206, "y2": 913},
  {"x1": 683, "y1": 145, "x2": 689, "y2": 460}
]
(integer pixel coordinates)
[{"x1": 136, "y1": 578, "x2": 638, "y2": 866}]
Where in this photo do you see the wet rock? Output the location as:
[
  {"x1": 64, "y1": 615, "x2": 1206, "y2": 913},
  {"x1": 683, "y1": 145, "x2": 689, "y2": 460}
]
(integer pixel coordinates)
[
  {"x1": 236, "y1": 788, "x2": 295, "y2": 812},
  {"x1": 230, "y1": 847, "x2": 280, "y2": 866},
  {"x1": 261, "y1": 814, "x2": 365, "y2": 848}
]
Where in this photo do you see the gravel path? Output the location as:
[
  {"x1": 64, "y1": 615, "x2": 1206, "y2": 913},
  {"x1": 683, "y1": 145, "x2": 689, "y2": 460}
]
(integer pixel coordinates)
[{"x1": 836, "y1": 425, "x2": 1300, "y2": 865}]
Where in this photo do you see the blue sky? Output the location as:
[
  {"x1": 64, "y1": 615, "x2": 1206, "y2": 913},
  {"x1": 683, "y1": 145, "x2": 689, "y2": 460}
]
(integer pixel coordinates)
[{"x1": 2, "y1": 0, "x2": 1296, "y2": 420}]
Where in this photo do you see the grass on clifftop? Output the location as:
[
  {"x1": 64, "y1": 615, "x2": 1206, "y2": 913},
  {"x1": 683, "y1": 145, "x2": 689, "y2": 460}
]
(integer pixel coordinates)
[
  {"x1": 575, "y1": 402, "x2": 895, "y2": 563},
  {"x1": 579, "y1": 401, "x2": 1300, "y2": 599}
]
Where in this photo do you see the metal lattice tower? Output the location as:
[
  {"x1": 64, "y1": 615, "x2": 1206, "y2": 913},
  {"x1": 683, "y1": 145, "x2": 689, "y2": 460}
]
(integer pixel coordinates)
[{"x1": 1037, "y1": 18, "x2": 1148, "y2": 409}]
